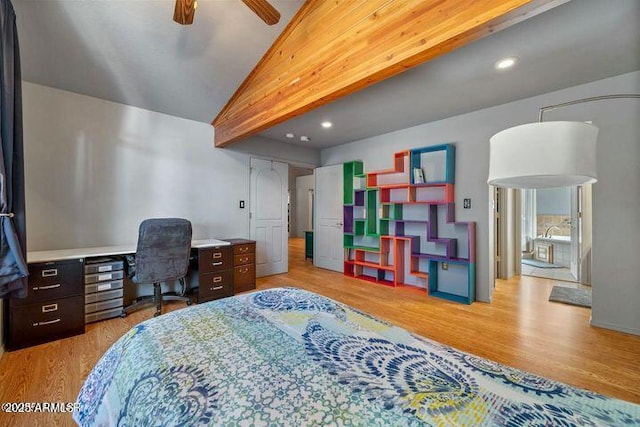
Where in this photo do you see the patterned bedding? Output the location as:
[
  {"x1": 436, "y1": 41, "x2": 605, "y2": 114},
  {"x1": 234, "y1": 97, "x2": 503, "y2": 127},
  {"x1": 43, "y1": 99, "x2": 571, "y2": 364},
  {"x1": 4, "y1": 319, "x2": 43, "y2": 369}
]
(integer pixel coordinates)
[{"x1": 75, "y1": 287, "x2": 639, "y2": 426}]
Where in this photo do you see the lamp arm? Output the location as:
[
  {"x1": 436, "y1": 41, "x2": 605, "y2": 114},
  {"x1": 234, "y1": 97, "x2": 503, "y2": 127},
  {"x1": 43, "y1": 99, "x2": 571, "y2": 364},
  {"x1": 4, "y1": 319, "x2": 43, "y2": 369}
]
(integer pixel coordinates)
[{"x1": 538, "y1": 94, "x2": 640, "y2": 122}]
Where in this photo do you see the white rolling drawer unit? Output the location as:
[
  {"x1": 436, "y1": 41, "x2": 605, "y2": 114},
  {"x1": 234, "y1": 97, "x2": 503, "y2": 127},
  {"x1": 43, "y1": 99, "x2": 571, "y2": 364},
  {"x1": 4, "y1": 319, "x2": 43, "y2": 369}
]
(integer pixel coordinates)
[{"x1": 84, "y1": 258, "x2": 125, "y2": 323}]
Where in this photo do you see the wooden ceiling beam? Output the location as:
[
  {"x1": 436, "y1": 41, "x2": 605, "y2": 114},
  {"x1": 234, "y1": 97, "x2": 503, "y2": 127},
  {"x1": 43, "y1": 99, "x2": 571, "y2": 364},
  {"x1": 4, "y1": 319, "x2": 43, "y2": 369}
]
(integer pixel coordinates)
[{"x1": 212, "y1": 0, "x2": 566, "y2": 147}]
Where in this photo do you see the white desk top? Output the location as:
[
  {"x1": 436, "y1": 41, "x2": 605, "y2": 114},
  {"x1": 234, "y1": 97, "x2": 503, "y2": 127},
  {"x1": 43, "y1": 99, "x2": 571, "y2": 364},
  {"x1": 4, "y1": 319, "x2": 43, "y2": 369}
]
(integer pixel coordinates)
[{"x1": 27, "y1": 238, "x2": 231, "y2": 264}]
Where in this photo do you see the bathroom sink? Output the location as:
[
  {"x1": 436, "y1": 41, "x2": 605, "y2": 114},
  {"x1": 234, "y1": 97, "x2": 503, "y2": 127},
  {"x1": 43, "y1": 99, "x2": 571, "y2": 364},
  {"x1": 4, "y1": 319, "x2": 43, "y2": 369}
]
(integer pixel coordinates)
[{"x1": 536, "y1": 235, "x2": 571, "y2": 243}]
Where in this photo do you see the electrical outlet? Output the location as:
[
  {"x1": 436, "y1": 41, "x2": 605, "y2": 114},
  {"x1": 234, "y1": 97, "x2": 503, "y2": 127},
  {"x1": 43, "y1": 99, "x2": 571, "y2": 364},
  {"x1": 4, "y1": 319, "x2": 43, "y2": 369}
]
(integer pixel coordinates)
[
  {"x1": 463, "y1": 198, "x2": 471, "y2": 209},
  {"x1": 239, "y1": 200, "x2": 245, "y2": 209},
  {"x1": 442, "y1": 263, "x2": 449, "y2": 271}
]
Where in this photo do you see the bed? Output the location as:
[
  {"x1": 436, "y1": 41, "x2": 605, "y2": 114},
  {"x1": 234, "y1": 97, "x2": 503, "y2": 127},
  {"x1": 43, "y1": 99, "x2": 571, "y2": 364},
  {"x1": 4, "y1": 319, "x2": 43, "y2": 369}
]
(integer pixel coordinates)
[{"x1": 74, "y1": 287, "x2": 639, "y2": 426}]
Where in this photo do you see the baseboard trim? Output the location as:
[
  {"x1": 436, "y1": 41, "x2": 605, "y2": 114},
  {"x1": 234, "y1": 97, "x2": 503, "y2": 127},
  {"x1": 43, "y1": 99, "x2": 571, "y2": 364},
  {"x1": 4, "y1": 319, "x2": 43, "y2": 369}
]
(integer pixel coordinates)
[{"x1": 590, "y1": 318, "x2": 640, "y2": 336}]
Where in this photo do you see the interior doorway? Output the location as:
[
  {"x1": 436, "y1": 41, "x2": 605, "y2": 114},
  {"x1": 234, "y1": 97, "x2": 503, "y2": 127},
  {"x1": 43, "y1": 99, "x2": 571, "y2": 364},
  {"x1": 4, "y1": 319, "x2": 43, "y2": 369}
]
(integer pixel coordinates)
[
  {"x1": 250, "y1": 159, "x2": 315, "y2": 277},
  {"x1": 491, "y1": 184, "x2": 593, "y2": 312},
  {"x1": 520, "y1": 186, "x2": 592, "y2": 285},
  {"x1": 289, "y1": 166, "x2": 314, "y2": 239}
]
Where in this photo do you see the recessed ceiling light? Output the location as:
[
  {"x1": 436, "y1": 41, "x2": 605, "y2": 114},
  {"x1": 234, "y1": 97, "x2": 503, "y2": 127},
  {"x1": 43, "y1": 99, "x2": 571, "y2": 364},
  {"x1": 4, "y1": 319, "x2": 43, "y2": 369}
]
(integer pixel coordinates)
[
  {"x1": 495, "y1": 56, "x2": 519, "y2": 70},
  {"x1": 300, "y1": 136, "x2": 310, "y2": 142},
  {"x1": 321, "y1": 121, "x2": 332, "y2": 128},
  {"x1": 285, "y1": 133, "x2": 294, "y2": 138}
]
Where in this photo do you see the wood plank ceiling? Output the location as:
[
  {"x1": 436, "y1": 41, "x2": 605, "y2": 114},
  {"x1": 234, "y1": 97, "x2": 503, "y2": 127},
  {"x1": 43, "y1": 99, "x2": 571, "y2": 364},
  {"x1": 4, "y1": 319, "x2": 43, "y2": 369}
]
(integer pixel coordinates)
[{"x1": 212, "y1": 0, "x2": 566, "y2": 147}]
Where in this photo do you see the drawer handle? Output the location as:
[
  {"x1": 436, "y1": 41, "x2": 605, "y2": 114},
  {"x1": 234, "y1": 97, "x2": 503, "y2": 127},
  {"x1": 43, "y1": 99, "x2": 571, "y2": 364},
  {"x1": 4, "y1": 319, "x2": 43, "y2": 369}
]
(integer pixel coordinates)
[
  {"x1": 241, "y1": 257, "x2": 248, "y2": 263},
  {"x1": 42, "y1": 268, "x2": 58, "y2": 277},
  {"x1": 212, "y1": 252, "x2": 222, "y2": 259},
  {"x1": 33, "y1": 318, "x2": 61, "y2": 327},
  {"x1": 239, "y1": 268, "x2": 249, "y2": 274},
  {"x1": 239, "y1": 247, "x2": 248, "y2": 253},
  {"x1": 211, "y1": 262, "x2": 223, "y2": 266},
  {"x1": 33, "y1": 283, "x2": 61, "y2": 291},
  {"x1": 212, "y1": 276, "x2": 222, "y2": 283},
  {"x1": 210, "y1": 285, "x2": 223, "y2": 291},
  {"x1": 42, "y1": 303, "x2": 59, "y2": 313}
]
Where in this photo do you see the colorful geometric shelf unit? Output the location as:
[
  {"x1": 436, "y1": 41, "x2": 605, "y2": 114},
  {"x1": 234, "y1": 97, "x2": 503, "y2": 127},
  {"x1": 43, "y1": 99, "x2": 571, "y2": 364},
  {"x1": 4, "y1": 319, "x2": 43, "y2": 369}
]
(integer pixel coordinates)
[{"x1": 343, "y1": 144, "x2": 476, "y2": 304}]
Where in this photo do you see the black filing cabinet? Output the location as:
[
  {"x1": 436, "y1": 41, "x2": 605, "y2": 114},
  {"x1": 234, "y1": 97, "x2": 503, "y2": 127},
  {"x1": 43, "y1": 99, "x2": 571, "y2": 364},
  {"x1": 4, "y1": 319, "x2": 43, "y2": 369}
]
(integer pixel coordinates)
[{"x1": 6, "y1": 259, "x2": 85, "y2": 350}]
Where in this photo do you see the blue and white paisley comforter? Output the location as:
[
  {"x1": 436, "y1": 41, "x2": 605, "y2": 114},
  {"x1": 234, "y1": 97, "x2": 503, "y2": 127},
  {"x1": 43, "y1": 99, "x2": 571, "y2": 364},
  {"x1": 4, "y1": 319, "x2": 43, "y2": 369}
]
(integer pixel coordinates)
[{"x1": 74, "y1": 287, "x2": 639, "y2": 426}]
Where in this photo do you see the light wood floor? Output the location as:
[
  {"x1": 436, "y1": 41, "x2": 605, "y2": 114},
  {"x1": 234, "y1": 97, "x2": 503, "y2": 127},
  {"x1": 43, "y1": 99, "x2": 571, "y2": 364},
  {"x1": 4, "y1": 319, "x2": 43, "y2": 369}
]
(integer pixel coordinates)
[{"x1": 1, "y1": 238, "x2": 639, "y2": 426}]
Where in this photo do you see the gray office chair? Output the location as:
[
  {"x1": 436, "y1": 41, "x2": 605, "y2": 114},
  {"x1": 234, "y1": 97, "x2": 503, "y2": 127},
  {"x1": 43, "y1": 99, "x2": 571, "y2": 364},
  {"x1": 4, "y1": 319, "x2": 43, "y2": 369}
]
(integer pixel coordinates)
[{"x1": 122, "y1": 218, "x2": 193, "y2": 317}]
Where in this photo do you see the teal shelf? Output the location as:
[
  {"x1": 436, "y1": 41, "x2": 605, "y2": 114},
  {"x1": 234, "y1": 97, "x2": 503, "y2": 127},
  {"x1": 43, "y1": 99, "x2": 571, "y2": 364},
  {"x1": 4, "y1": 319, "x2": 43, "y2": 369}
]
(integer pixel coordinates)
[{"x1": 410, "y1": 144, "x2": 455, "y2": 184}]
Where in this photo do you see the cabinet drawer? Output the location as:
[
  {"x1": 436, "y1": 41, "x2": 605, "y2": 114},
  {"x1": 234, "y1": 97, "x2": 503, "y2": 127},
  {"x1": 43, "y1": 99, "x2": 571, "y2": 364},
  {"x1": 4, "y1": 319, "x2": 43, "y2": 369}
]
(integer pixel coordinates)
[
  {"x1": 233, "y1": 243, "x2": 255, "y2": 256},
  {"x1": 198, "y1": 270, "x2": 233, "y2": 302},
  {"x1": 234, "y1": 264, "x2": 256, "y2": 293},
  {"x1": 84, "y1": 260, "x2": 124, "y2": 274},
  {"x1": 85, "y1": 270, "x2": 124, "y2": 284},
  {"x1": 234, "y1": 253, "x2": 254, "y2": 266},
  {"x1": 85, "y1": 298, "x2": 123, "y2": 314},
  {"x1": 85, "y1": 288, "x2": 123, "y2": 304},
  {"x1": 198, "y1": 246, "x2": 233, "y2": 274},
  {"x1": 8, "y1": 295, "x2": 85, "y2": 349},
  {"x1": 19, "y1": 260, "x2": 84, "y2": 304},
  {"x1": 85, "y1": 279, "x2": 123, "y2": 294}
]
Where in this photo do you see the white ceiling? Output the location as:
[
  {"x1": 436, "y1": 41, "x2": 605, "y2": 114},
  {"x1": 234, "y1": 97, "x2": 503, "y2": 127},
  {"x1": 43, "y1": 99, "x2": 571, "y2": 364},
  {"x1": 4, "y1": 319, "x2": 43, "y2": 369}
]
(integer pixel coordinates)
[
  {"x1": 13, "y1": 0, "x2": 304, "y2": 123},
  {"x1": 14, "y1": 0, "x2": 640, "y2": 149}
]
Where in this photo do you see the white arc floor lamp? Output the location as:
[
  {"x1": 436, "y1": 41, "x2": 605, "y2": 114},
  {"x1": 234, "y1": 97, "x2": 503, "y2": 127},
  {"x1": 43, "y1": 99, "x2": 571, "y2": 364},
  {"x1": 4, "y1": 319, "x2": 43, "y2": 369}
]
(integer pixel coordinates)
[{"x1": 488, "y1": 94, "x2": 640, "y2": 189}]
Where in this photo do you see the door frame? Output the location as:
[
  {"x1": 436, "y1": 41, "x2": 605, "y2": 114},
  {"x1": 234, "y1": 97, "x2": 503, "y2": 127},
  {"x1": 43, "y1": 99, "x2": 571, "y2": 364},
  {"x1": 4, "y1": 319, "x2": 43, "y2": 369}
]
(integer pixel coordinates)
[{"x1": 494, "y1": 185, "x2": 593, "y2": 285}]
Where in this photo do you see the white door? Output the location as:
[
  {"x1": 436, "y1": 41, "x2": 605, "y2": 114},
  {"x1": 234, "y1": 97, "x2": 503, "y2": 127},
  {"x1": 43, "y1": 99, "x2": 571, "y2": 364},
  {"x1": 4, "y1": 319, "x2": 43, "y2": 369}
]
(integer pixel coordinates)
[
  {"x1": 314, "y1": 164, "x2": 344, "y2": 272},
  {"x1": 250, "y1": 158, "x2": 288, "y2": 277},
  {"x1": 570, "y1": 186, "x2": 581, "y2": 281}
]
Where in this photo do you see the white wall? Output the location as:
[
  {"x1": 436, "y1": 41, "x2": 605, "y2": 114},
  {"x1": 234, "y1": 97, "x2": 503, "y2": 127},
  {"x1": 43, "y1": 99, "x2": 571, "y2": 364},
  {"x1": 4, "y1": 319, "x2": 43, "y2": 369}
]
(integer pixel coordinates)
[
  {"x1": 295, "y1": 175, "x2": 314, "y2": 237},
  {"x1": 22, "y1": 83, "x2": 320, "y2": 251},
  {"x1": 228, "y1": 135, "x2": 320, "y2": 168},
  {"x1": 322, "y1": 71, "x2": 640, "y2": 335},
  {"x1": 537, "y1": 187, "x2": 571, "y2": 215}
]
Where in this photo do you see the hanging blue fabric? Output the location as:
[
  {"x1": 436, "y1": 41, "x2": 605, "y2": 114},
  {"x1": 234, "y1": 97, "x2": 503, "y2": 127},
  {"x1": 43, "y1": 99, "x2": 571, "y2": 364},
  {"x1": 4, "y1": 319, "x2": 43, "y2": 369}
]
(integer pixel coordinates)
[{"x1": 0, "y1": 0, "x2": 28, "y2": 298}]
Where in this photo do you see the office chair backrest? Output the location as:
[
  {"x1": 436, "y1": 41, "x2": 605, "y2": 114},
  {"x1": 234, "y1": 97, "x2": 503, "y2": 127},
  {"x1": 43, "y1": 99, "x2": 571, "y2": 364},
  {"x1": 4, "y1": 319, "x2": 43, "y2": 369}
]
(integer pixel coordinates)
[{"x1": 133, "y1": 218, "x2": 192, "y2": 284}]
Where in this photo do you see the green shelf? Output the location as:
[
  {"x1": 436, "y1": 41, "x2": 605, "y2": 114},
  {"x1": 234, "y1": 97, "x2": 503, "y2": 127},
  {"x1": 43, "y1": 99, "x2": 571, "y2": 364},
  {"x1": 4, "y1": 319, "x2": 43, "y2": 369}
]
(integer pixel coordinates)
[{"x1": 344, "y1": 161, "x2": 364, "y2": 205}]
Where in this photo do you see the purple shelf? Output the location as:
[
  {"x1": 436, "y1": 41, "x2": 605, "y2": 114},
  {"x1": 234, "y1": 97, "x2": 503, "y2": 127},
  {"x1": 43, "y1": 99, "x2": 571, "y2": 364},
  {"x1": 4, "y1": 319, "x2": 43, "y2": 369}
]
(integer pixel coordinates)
[
  {"x1": 394, "y1": 204, "x2": 475, "y2": 263},
  {"x1": 344, "y1": 206, "x2": 354, "y2": 233},
  {"x1": 411, "y1": 253, "x2": 470, "y2": 263}
]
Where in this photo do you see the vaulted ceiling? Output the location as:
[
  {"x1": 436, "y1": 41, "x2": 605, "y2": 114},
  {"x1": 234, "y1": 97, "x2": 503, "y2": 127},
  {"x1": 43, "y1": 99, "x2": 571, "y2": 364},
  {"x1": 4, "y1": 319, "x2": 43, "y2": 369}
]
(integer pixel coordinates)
[
  {"x1": 14, "y1": 0, "x2": 640, "y2": 149},
  {"x1": 14, "y1": 0, "x2": 304, "y2": 123}
]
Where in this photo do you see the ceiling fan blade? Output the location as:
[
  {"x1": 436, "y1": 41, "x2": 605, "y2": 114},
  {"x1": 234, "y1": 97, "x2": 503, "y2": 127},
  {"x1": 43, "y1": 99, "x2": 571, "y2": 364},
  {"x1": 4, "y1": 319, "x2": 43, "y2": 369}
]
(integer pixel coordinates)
[
  {"x1": 241, "y1": 0, "x2": 281, "y2": 25},
  {"x1": 173, "y1": 0, "x2": 197, "y2": 25}
]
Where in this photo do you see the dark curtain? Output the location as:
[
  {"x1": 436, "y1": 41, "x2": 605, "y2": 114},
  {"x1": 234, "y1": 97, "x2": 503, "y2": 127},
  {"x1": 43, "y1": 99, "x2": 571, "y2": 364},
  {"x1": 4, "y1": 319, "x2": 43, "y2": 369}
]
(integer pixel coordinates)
[{"x1": 0, "y1": 0, "x2": 27, "y2": 298}]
